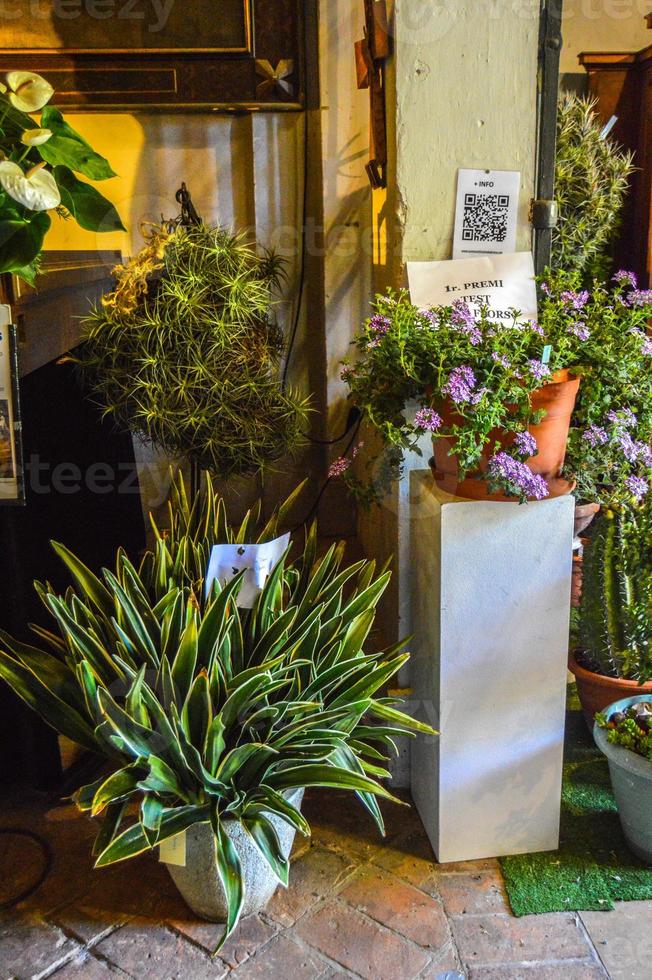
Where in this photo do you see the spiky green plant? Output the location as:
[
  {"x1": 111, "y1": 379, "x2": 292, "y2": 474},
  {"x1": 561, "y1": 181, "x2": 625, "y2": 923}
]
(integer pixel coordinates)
[
  {"x1": 0, "y1": 476, "x2": 434, "y2": 947},
  {"x1": 553, "y1": 95, "x2": 635, "y2": 279},
  {"x1": 579, "y1": 503, "x2": 652, "y2": 682},
  {"x1": 80, "y1": 224, "x2": 310, "y2": 479}
]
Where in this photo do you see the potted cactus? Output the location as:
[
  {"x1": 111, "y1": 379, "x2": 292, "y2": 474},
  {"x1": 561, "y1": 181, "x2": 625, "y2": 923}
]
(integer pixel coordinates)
[
  {"x1": 0, "y1": 474, "x2": 435, "y2": 948},
  {"x1": 571, "y1": 500, "x2": 652, "y2": 727},
  {"x1": 595, "y1": 696, "x2": 652, "y2": 864}
]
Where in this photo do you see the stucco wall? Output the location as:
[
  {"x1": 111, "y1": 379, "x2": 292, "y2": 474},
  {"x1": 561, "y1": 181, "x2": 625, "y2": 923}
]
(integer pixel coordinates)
[
  {"x1": 358, "y1": 1, "x2": 541, "y2": 648},
  {"x1": 560, "y1": 0, "x2": 650, "y2": 74}
]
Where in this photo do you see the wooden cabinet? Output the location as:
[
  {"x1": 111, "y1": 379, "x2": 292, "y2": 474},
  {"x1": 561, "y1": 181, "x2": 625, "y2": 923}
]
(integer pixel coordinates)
[{"x1": 580, "y1": 46, "x2": 652, "y2": 286}]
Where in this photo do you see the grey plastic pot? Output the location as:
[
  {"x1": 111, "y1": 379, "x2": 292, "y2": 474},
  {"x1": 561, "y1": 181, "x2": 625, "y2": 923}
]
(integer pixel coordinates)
[
  {"x1": 164, "y1": 789, "x2": 304, "y2": 921},
  {"x1": 594, "y1": 696, "x2": 652, "y2": 865}
]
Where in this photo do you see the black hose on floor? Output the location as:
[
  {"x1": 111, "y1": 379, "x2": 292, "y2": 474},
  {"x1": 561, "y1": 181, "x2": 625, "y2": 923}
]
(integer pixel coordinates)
[{"x1": 0, "y1": 828, "x2": 52, "y2": 910}]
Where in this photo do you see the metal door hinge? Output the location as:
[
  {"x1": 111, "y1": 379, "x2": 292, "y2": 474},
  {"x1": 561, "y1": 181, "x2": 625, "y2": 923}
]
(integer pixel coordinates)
[{"x1": 530, "y1": 199, "x2": 558, "y2": 230}]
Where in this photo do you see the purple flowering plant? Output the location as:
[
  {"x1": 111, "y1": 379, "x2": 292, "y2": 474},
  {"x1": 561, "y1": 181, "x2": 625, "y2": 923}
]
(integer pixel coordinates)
[
  {"x1": 538, "y1": 270, "x2": 652, "y2": 506},
  {"x1": 341, "y1": 290, "x2": 561, "y2": 503},
  {"x1": 342, "y1": 268, "x2": 652, "y2": 506}
]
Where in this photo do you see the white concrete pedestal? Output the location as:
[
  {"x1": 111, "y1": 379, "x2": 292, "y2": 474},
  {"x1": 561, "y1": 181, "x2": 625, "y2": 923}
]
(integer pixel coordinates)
[{"x1": 409, "y1": 472, "x2": 574, "y2": 862}]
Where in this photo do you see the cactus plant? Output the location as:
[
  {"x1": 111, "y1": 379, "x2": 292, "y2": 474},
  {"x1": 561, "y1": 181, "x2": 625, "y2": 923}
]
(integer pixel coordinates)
[
  {"x1": 0, "y1": 474, "x2": 435, "y2": 946},
  {"x1": 579, "y1": 503, "x2": 652, "y2": 682},
  {"x1": 553, "y1": 95, "x2": 635, "y2": 281}
]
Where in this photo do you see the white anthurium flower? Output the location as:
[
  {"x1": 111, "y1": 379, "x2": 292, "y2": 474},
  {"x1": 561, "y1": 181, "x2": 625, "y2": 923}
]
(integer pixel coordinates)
[
  {"x1": 20, "y1": 128, "x2": 52, "y2": 147},
  {"x1": 0, "y1": 160, "x2": 60, "y2": 211},
  {"x1": 5, "y1": 71, "x2": 54, "y2": 113},
  {"x1": 0, "y1": 82, "x2": 6, "y2": 94}
]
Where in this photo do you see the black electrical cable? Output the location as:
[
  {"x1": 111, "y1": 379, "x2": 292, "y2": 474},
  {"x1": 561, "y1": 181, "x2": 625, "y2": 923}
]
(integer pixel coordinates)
[
  {"x1": 0, "y1": 828, "x2": 53, "y2": 911},
  {"x1": 303, "y1": 406, "x2": 362, "y2": 446},
  {"x1": 282, "y1": 111, "x2": 309, "y2": 390},
  {"x1": 292, "y1": 414, "x2": 363, "y2": 532}
]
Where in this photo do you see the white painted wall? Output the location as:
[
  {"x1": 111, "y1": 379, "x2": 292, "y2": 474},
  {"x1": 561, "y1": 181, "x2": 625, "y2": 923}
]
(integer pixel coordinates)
[
  {"x1": 560, "y1": 0, "x2": 650, "y2": 74},
  {"x1": 358, "y1": 1, "x2": 541, "y2": 653}
]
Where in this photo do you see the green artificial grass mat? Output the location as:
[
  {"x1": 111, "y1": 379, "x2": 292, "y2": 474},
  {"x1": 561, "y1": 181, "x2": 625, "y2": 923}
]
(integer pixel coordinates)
[{"x1": 500, "y1": 685, "x2": 652, "y2": 916}]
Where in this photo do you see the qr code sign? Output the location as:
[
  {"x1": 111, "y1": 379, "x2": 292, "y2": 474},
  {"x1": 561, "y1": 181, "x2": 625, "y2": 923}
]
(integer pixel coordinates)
[{"x1": 462, "y1": 193, "x2": 510, "y2": 243}]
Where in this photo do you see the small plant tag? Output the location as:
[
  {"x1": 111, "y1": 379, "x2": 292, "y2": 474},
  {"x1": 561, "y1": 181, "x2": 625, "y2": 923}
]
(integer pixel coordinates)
[
  {"x1": 542, "y1": 345, "x2": 552, "y2": 365},
  {"x1": 159, "y1": 831, "x2": 187, "y2": 867}
]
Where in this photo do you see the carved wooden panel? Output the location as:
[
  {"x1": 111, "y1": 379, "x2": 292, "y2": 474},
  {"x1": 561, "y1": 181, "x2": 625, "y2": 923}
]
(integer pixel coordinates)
[{"x1": 0, "y1": 0, "x2": 304, "y2": 111}]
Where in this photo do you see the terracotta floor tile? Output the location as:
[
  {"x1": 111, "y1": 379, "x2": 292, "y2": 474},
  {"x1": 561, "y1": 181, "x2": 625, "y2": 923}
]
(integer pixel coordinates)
[
  {"x1": 48, "y1": 950, "x2": 127, "y2": 978},
  {"x1": 437, "y1": 872, "x2": 510, "y2": 916},
  {"x1": 170, "y1": 912, "x2": 276, "y2": 967},
  {"x1": 265, "y1": 845, "x2": 356, "y2": 927},
  {"x1": 0, "y1": 912, "x2": 80, "y2": 979},
  {"x1": 295, "y1": 900, "x2": 430, "y2": 980},
  {"x1": 339, "y1": 865, "x2": 452, "y2": 950},
  {"x1": 94, "y1": 919, "x2": 228, "y2": 979},
  {"x1": 229, "y1": 934, "x2": 327, "y2": 979}
]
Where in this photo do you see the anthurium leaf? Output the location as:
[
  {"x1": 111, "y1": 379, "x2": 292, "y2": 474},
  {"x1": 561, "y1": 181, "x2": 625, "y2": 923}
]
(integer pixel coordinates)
[
  {"x1": 53, "y1": 166, "x2": 125, "y2": 233},
  {"x1": 91, "y1": 764, "x2": 142, "y2": 815},
  {"x1": 0, "y1": 211, "x2": 50, "y2": 276},
  {"x1": 0, "y1": 652, "x2": 97, "y2": 751},
  {"x1": 211, "y1": 809, "x2": 244, "y2": 949},
  {"x1": 40, "y1": 107, "x2": 117, "y2": 179},
  {"x1": 95, "y1": 804, "x2": 208, "y2": 867},
  {"x1": 242, "y1": 814, "x2": 289, "y2": 886}
]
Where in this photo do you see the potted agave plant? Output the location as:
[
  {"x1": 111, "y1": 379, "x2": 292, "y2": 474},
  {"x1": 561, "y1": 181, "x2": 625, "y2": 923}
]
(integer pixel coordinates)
[
  {"x1": 0, "y1": 474, "x2": 435, "y2": 947},
  {"x1": 0, "y1": 71, "x2": 124, "y2": 283},
  {"x1": 571, "y1": 498, "x2": 652, "y2": 727},
  {"x1": 595, "y1": 696, "x2": 652, "y2": 864}
]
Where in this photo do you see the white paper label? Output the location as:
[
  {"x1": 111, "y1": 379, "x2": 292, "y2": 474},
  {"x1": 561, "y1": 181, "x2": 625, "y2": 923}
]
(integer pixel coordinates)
[
  {"x1": 205, "y1": 533, "x2": 291, "y2": 609},
  {"x1": 0, "y1": 305, "x2": 19, "y2": 502},
  {"x1": 159, "y1": 831, "x2": 186, "y2": 867},
  {"x1": 407, "y1": 251, "x2": 538, "y2": 325},
  {"x1": 453, "y1": 169, "x2": 521, "y2": 259}
]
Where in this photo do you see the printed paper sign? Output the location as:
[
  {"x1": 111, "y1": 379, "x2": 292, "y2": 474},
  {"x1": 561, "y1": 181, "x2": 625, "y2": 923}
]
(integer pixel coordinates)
[
  {"x1": 0, "y1": 305, "x2": 21, "y2": 504},
  {"x1": 159, "y1": 831, "x2": 186, "y2": 867},
  {"x1": 407, "y1": 251, "x2": 538, "y2": 324},
  {"x1": 205, "y1": 533, "x2": 290, "y2": 609},
  {"x1": 453, "y1": 169, "x2": 521, "y2": 259}
]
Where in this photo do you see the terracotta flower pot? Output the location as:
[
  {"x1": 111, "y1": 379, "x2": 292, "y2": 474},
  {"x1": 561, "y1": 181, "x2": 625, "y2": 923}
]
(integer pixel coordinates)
[
  {"x1": 431, "y1": 370, "x2": 580, "y2": 501},
  {"x1": 569, "y1": 650, "x2": 652, "y2": 729},
  {"x1": 574, "y1": 502, "x2": 600, "y2": 540}
]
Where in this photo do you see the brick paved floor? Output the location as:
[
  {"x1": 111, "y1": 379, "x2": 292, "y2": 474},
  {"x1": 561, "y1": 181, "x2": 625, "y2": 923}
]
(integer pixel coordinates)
[{"x1": 0, "y1": 785, "x2": 645, "y2": 979}]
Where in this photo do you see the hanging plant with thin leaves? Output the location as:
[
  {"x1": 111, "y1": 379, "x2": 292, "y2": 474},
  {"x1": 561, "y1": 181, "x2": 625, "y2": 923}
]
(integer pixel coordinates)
[
  {"x1": 79, "y1": 224, "x2": 310, "y2": 479},
  {"x1": 0, "y1": 474, "x2": 436, "y2": 947}
]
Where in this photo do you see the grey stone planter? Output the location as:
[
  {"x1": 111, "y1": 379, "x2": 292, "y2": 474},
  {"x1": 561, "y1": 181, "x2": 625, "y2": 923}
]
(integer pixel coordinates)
[
  {"x1": 594, "y1": 696, "x2": 652, "y2": 864},
  {"x1": 164, "y1": 789, "x2": 304, "y2": 921}
]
